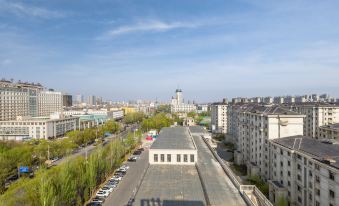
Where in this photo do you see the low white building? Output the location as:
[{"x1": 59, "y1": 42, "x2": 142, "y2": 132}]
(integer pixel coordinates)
[
  {"x1": 319, "y1": 123, "x2": 339, "y2": 142},
  {"x1": 149, "y1": 127, "x2": 198, "y2": 165},
  {"x1": 170, "y1": 89, "x2": 196, "y2": 113},
  {"x1": 0, "y1": 114, "x2": 79, "y2": 140},
  {"x1": 269, "y1": 136, "x2": 339, "y2": 206}
]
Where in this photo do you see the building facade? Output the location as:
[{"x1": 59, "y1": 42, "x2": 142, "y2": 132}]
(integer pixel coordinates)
[
  {"x1": 149, "y1": 127, "x2": 198, "y2": 165},
  {"x1": 0, "y1": 114, "x2": 79, "y2": 140},
  {"x1": 38, "y1": 91, "x2": 63, "y2": 116},
  {"x1": 228, "y1": 104, "x2": 305, "y2": 180},
  {"x1": 211, "y1": 101, "x2": 228, "y2": 134},
  {"x1": 319, "y1": 123, "x2": 339, "y2": 142},
  {"x1": 170, "y1": 89, "x2": 196, "y2": 113},
  {"x1": 269, "y1": 136, "x2": 339, "y2": 206},
  {"x1": 0, "y1": 80, "x2": 43, "y2": 121},
  {"x1": 283, "y1": 103, "x2": 339, "y2": 138}
]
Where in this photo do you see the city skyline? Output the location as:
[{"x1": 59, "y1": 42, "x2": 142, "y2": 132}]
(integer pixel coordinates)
[{"x1": 1, "y1": 0, "x2": 339, "y2": 101}]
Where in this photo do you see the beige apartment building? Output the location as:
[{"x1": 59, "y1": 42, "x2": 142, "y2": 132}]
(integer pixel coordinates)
[
  {"x1": 211, "y1": 101, "x2": 228, "y2": 134},
  {"x1": 38, "y1": 91, "x2": 63, "y2": 117},
  {"x1": 269, "y1": 136, "x2": 339, "y2": 206},
  {"x1": 283, "y1": 103, "x2": 339, "y2": 138},
  {"x1": 228, "y1": 104, "x2": 305, "y2": 180},
  {"x1": 319, "y1": 123, "x2": 339, "y2": 142}
]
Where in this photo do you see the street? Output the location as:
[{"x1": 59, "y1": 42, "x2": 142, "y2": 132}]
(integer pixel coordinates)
[{"x1": 103, "y1": 145, "x2": 150, "y2": 206}]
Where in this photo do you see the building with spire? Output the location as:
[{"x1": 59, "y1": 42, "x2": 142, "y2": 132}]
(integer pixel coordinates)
[{"x1": 170, "y1": 89, "x2": 196, "y2": 113}]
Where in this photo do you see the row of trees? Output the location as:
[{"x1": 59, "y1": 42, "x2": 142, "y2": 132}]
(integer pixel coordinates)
[
  {"x1": 66, "y1": 120, "x2": 121, "y2": 146},
  {"x1": 123, "y1": 112, "x2": 145, "y2": 124},
  {"x1": 0, "y1": 120, "x2": 121, "y2": 194},
  {"x1": 140, "y1": 113, "x2": 173, "y2": 132},
  {"x1": 0, "y1": 139, "x2": 129, "y2": 206}
]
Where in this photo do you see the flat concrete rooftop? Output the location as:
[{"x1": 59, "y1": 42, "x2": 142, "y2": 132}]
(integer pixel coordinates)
[
  {"x1": 133, "y1": 165, "x2": 206, "y2": 206},
  {"x1": 150, "y1": 127, "x2": 196, "y2": 150}
]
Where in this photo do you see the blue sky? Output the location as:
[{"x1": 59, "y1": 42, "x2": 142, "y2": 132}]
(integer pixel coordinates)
[{"x1": 1, "y1": 0, "x2": 339, "y2": 102}]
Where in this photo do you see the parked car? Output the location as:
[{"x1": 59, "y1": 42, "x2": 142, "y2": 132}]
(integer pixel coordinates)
[
  {"x1": 137, "y1": 148, "x2": 144, "y2": 151},
  {"x1": 91, "y1": 197, "x2": 104, "y2": 203},
  {"x1": 128, "y1": 156, "x2": 138, "y2": 162},
  {"x1": 120, "y1": 165, "x2": 130, "y2": 170},
  {"x1": 111, "y1": 176, "x2": 122, "y2": 181},
  {"x1": 101, "y1": 187, "x2": 113, "y2": 193},
  {"x1": 133, "y1": 150, "x2": 141, "y2": 155},
  {"x1": 105, "y1": 183, "x2": 118, "y2": 188},
  {"x1": 96, "y1": 191, "x2": 109, "y2": 197}
]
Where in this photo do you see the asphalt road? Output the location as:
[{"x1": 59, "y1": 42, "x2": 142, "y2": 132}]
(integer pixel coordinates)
[
  {"x1": 103, "y1": 146, "x2": 150, "y2": 206},
  {"x1": 192, "y1": 135, "x2": 246, "y2": 206},
  {"x1": 53, "y1": 127, "x2": 133, "y2": 166}
]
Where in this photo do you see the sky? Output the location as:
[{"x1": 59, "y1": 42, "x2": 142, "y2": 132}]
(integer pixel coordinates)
[{"x1": 1, "y1": 0, "x2": 339, "y2": 102}]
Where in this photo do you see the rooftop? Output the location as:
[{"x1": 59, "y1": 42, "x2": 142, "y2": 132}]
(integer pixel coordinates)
[
  {"x1": 271, "y1": 136, "x2": 339, "y2": 169},
  {"x1": 232, "y1": 104, "x2": 303, "y2": 116},
  {"x1": 133, "y1": 165, "x2": 206, "y2": 206},
  {"x1": 189, "y1": 126, "x2": 207, "y2": 134},
  {"x1": 150, "y1": 127, "x2": 196, "y2": 150},
  {"x1": 320, "y1": 123, "x2": 339, "y2": 130}
]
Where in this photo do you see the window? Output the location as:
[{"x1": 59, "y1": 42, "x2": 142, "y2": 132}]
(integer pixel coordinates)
[
  {"x1": 161, "y1": 154, "x2": 165, "y2": 162},
  {"x1": 288, "y1": 171, "x2": 291, "y2": 177},
  {"x1": 167, "y1": 154, "x2": 171, "y2": 162},
  {"x1": 154, "y1": 154, "x2": 158, "y2": 162},
  {"x1": 177, "y1": 154, "x2": 181, "y2": 162},
  {"x1": 288, "y1": 161, "x2": 290, "y2": 166},
  {"x1": 190, "y1": 154, "x2": 194, "y2": 162},
  {"x1": 315, "y1": 164, "x2": 320, "y2": 170},
  {"x1": 329, "y1": 171, "x2": 335, "y2": 180},
  {"x1": 329, "y1": 190, "x2": 335, "y2": 199},
  {"x1": 315, "y1": 175, "x2": 320, "y2": 183},
  {"x1": 316, "y1": 189, "x2": 320, "y2": 196},
  {"x1": 184, "y1": 154, "x2": 188, "y2": 162}
]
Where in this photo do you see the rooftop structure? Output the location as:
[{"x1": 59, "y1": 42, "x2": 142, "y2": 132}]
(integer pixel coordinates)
[
  {"x1": 150, "y1": 127, "x2": 196, "y2": 150},
  {"x1": 149, "y1": 127, "x2": 197, "y2": 165}
]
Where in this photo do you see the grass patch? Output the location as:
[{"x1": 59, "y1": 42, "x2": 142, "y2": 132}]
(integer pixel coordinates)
[
  {"x1": 247, "y1": 175, "x2": 269, "y2": 197},
  {"x1": 230, "y1": 164, "x2": 247, "y2": 176}
]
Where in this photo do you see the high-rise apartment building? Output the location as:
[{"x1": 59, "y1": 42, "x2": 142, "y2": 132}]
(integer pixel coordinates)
[
  {"x1": 0, "y1": 80, "x2": 43, "y2": 121},
  {"x1": 211, "y1": 99, "x2": 228, "y2": 134},
  {"x1": 38, "y1": 91, "x2": 63, "y2": 116},
  {"x1": 283, "y1": 103, "x2": 339, "y2": 138},
  {"x1": 87, "y1": 95, "x2": 96, "y2": 106},
  {"x1": 228, "y1": 104, "x2": 305, "y2": 180}
]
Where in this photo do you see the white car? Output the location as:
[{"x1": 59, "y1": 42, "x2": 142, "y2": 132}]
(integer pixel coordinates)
[
  {"x1": 96, "y1": 191, "x2": 109, "y2": 197},
  {"x1": 111, "y1": 176, "x2": 122, "y2": 181},
  {"x1": 101, "y1": 187, "x2": 113, "y2": 193},
  {"x1": 120, "y1": 165, "x2": 129, "y2": 170},
  {"x1": 118, "y1": 168, "x2": 127, "y2": 172}
]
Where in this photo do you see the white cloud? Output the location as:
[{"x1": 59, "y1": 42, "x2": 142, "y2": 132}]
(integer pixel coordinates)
[
  {"x1": 0, "y1": 0, "x2": 64, "y2": 18},
  {"x1": 107, "y1": 20, "x2": 201, "y2": 36}
]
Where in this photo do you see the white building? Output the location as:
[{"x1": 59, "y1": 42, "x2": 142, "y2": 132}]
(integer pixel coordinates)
[
  {"x1": 0, "y1": 113, "x2": 79, "y2": 140},
  {"x1": 38, "y1": 91, "x2": 63, "y2": 117},
  {"x1": 269, "y1": 136, "x2": 339, "y2": 206},
  {"x1": 149, "y1": 127, "x2": 198, "y2": 165},
  {"x1": 0, "y1": 80, "x2": 43, "y2": 121},
  {"x1": 211, "y1": 101, "x2": 228, "y2": 134},
  {"x1": 197, "y1": 104, "x2": 209, "y2": 114},
  {"x1": 170, "y1": 89, "x2": 196, "y2": 113},
  {"x1": 284, "y1": 103, "x2": 339, "y2": 138},
  {"x1": 228, "y1": 104, "x2": 305, "y2": 180}
]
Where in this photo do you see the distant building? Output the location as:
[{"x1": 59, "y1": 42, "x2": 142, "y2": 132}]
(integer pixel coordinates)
[
  {"x1": 87, "y1": 95, "x2": 97, "y2": 106},
  {"x1": 0, "y1": 79, "x2": 63, "y2": 120},
  {"x1": 170, "y1": 89, "x2": 196, "y2": 113},
  {"x1": 283, "y1": 103, "x2": 339, "y2": 138},
  {"x1": 74, "y1": 94, "x2": 84, "y2": 104},
  {"x1": 197, "y1": 104, "x2": 209, "y2": 114},
  {"x1": 38, "y1": 91, "x2": 63, "y2": 117},
  {"x1": 319, "y1": 123, "x2": 339, "y2": 142},
  {"x1": 210, "y1": 100, "x2": 228, "y2": 134},
  {"x1": 63, "y1": 94, "x2": 73, "y2": 107},
  {"x1": 0, "y1": 113, "x2": 79, "y2": 140},
  {"x1": 149, "y1": 127, "x2": 197, "y2": 165},
  {"x1": 183, "y1": 117, "x2": 195, "y2": 126}
]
